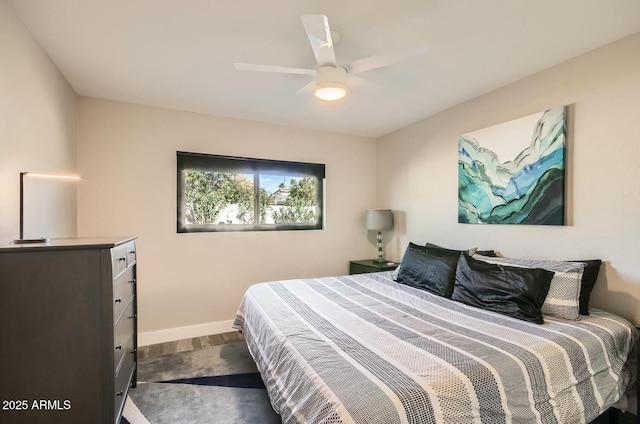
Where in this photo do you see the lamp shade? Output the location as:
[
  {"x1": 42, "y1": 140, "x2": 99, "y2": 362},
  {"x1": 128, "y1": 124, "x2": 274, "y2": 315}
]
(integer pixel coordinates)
[{"x1": 366, "y1": 209, "x2": 393, "y2": 231}]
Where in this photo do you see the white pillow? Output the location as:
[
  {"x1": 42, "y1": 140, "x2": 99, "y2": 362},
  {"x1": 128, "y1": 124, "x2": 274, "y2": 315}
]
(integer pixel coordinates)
[{"x1": 391, "y1": 265, "x2": 400, "y2": 281}]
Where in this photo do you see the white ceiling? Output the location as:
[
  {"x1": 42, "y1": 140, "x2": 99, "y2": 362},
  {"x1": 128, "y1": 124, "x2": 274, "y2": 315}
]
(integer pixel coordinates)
[{"x1": 9, "y1": 0, "x2": 640, "y2": 138}]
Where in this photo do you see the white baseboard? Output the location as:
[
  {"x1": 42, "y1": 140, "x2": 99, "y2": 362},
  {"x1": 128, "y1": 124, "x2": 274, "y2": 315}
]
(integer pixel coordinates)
[{"x1": 138, "y1": 319, "x2": 236, "y2": 347}]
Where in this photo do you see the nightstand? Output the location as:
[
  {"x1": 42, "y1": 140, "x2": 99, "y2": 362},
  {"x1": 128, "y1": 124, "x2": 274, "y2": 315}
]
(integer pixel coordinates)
[{"x1": 349, "y1": 259, "x2": 400, "y2": 275}]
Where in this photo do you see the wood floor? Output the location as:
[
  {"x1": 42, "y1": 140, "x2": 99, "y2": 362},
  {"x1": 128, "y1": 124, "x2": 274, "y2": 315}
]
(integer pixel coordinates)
[{"x1": 138, "y1": 331, "x2": 245, "y2": 359}]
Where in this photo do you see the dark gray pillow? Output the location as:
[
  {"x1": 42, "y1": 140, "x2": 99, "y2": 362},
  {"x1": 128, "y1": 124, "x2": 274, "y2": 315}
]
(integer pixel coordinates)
[
  {"x1": 452, "y1": 253, "x2": 555, "y2": 324},
  {"x1": 571, "y1": 259, "x2": 602, "y2": 315},
  {"x1": 397, "y1": 243, "x2": 461, "y2": 298},
  {"x1": 471, "y1": 253, "x2": 584, "y2": 320},
  {"x1": 425, "y1": 242, "x2": 495, "y2": 257}
]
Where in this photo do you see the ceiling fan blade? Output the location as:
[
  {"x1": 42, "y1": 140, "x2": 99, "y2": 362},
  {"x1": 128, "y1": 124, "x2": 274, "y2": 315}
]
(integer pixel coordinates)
[
  {"x1": 343, "y1": 44, "x2": 428, "y2": 75},
  {"x1": 348, "y1": 74, "x2": 383, "y2": 91},
  {"x1": 296, "y1": 80, "x2": 316, "y2": 95},
  {"x1": 301, "y1": 14, "x2": 336, "y2": 65},
  {"x1": 234, "y1": 62, "x2": 315, "y2": 75}
]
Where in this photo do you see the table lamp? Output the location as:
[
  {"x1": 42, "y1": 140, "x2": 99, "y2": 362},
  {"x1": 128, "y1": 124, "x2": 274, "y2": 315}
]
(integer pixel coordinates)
[{"x1": 366, "y1": 209, "x2": 394, "y2": 263}]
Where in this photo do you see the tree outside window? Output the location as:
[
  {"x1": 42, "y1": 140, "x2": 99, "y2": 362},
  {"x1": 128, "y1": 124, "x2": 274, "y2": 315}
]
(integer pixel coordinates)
[{"x1": 177, "y1": 152, "x2": 324, "y2": 232}]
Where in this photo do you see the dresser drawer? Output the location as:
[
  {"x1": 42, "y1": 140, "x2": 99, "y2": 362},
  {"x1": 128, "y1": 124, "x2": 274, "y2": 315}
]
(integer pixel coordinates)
[
  {"x1": 114, "y1": 343, "x2": 136, "y2": 422},
  {"x1": 111, "y1": 244, "x2": 127, "y2": 278},
  {"x1": 0, "y1": 237, "x2": 138, "y2": 424},
  {"x1": 113, "y1": 267, "x2": 135, "y2": 323},
  {"x1": 125, "y1": 240, "x2": 137, "y2": 268},
  {"x1": 114, "y1": 298, "x2": 135, "y2": 372}
]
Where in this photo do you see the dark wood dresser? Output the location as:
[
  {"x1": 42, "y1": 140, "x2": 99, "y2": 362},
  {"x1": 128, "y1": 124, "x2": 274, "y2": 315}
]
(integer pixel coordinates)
[{"x1": 0, "y1": 237, "x2": 138, "y2": 424}]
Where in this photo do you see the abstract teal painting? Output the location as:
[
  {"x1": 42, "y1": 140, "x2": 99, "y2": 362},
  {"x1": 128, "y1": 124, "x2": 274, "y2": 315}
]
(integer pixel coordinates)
[{"x1": 458, "y1": 106, "x2": 566, "y2": 225}]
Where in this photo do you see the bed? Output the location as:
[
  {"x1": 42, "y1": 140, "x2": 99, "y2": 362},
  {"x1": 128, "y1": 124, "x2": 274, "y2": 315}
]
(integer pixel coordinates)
[{"x1": 233, "y1": 262, "x2": 636, "y2": 423}]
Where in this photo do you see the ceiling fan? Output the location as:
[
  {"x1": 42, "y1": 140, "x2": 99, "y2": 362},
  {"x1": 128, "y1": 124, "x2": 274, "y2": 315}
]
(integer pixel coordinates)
[{"x1": 234, "y1": 14, "x2": 428, "y2": 101}]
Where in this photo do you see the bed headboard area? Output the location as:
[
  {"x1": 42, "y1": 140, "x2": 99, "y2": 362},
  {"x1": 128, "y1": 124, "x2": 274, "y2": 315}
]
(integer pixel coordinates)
[{"x1": 392, "y1": 242, "x2": 603, "y2": 323}]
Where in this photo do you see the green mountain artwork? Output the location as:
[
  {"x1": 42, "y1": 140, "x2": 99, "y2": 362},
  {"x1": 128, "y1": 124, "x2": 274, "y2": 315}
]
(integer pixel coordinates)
[{"x1": 458, "y1": 107, "x2": 566, "y2": 225}]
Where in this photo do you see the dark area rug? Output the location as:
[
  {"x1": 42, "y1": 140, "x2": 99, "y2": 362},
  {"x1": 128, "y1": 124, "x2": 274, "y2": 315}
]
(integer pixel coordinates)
[{"x1": 121, "y1": 341, "x2": 280, "y2": 424}]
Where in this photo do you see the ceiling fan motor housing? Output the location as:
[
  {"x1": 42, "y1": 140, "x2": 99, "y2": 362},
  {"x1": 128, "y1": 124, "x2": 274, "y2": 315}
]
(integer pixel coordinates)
[
  {"x1": 315, "y1": 65, "x2": 346, "y2": 85},
  {"x1": 314, "y1": 65, "x2": 347, "y2": 100}
]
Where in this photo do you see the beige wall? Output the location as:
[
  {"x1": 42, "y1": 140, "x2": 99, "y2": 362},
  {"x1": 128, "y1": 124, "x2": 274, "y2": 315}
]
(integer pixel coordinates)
[
  {"x1": 377, "y1": 33, "x2": 640, "y2": 324},
  {"x1": 0, "y1": 0, "x2": 77, "y2": 244},
  {"x1": 76, "y1": 98, "x2": 377, "y2": 340},
  {"x1": 5, "y1": 0, "x2": 639, "y2": 341}
]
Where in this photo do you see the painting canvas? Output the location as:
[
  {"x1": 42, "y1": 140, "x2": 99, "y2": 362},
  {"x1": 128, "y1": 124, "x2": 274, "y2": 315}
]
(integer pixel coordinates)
[{"x1": 458, "y1": 106, "x2": 566, "y2": 225}]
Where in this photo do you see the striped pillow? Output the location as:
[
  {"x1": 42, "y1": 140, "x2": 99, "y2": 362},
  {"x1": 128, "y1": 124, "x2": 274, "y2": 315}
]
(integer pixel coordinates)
[{"x1": 472, "y1": 254, "x2": 585, "y2": 320}]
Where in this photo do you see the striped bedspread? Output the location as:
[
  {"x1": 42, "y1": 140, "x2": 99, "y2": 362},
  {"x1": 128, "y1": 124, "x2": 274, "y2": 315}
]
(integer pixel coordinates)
[{"x1": 233, "y1": 272, "x2": 636, "y2": 424}]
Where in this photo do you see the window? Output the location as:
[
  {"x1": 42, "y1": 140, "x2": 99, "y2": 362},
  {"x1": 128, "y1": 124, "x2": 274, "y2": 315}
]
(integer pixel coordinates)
[{"x1": 177, "y1": 151, "x2": 325, "y2": 232}]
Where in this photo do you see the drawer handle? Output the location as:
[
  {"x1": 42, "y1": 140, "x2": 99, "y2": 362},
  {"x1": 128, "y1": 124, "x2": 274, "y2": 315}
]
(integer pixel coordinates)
[
  {"x1": 115, "y1": 345, "x2": 122, "y2": 350},
  {"x1": 128, "y1": 314, "x2": 137, "y2": 319},
  {"x1": 118, "y1": 257, "x2": 126, "y2": 262},
  {"x1": 128, "y1": 251, "x2": 136, "y2": 255},
  {"x1": 116, "y1": 391, "x2": 124, "y2": 397},
  {"x1": 115, "y1": 298, "x2": 122, "y2": 303},
  {"x1": 128, "y1": 279, "x2": 136, "y2": 284}
]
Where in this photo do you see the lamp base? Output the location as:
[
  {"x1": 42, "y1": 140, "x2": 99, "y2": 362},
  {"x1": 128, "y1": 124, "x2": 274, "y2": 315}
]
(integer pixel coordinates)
[
  {"x1": 372, "y1": 258, "x2": 387, "y2": 264},
  {"x1": 10, "y1": 238, "x2": 50, "y2": 245}
]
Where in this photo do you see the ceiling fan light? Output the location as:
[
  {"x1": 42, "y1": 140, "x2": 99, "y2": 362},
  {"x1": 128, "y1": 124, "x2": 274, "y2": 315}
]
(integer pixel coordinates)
[
  {"x1": 314, "y1": 65, "x2": 347, "y2": 101},
  {"x1": 315, "y1": 82, "x2": 346, "y2": 101}
]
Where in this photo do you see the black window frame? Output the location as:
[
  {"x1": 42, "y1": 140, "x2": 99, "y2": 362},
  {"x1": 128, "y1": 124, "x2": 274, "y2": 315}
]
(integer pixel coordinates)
[{"x1": 177, "y1": 151, "x2": 325, "y2": 232}]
